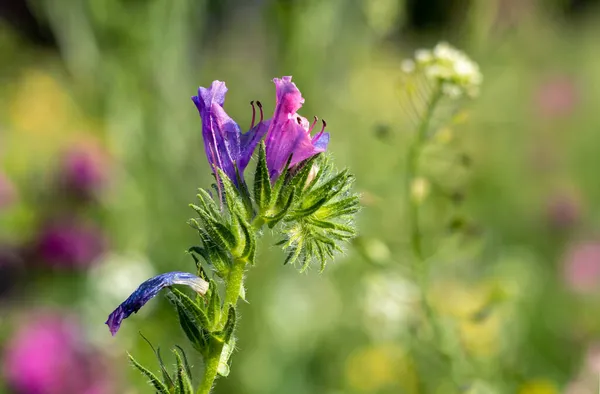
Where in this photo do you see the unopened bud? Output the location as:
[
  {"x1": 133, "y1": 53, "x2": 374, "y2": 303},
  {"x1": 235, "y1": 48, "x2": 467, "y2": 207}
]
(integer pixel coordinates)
[{"x1": 304, "y1": 164, "x2": 319, "y2": 190}]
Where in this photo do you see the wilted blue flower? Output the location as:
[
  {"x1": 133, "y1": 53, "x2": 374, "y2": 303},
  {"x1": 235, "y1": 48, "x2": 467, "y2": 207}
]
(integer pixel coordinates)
[
  {"x1": 265, "y1": 76, "x2": 330, "y2": 181},
  {"x1": 105, "y1": 271, "x2": 209, "y2": 335},
  {"x1": 192, "y1": 81, "x2": 269, "y2": 184}
]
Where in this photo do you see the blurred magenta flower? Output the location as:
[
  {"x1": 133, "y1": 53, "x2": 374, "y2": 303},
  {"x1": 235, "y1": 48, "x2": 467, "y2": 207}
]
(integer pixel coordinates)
[
  {"x1": 106, "y1": 271, "x2": 208, "y2": 335},
  {"x1": 3, "y1": 312, "x2": 112, "y2": 394},
  {"x1": 265, "y1": 76, "x2": 329, "y2": 181},
  {"x1": 535, "y1": 75, "x2": 579, "y2": 118},
  {"x1": 35, "y1": 218, "x2": 106, "y2": 269},
  {"x1": 0, "y1": 171, "x2": 16, "y2": 209},
  {"x1": 59, "y1": 142, "x2": 109, "y2": 200},
  {"x1": 192, "y1": 81, "x2": 269, "y2": 184},
  {"x1": 563, "y1": 241, "x2": 600, "y2": 293}
]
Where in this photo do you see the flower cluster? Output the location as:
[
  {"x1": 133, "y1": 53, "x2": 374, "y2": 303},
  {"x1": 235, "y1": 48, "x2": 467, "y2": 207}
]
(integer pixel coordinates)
[
  {"x1": 402, "y1": 42, "x2": 482, "y2": 99},
  {"x1": 191, "y1": 76, "x2": 329, "y2": 185}
]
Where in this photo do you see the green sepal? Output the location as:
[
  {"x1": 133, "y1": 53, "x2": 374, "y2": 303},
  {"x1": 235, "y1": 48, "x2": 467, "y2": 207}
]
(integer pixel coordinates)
[
  {"x1": 236, "y1": 212, "x2": 256, "y2": 261},
  {"x1": 253, "y1": 142, "x2": 272, "y2": 213},
  {"x1": 270, "y1": 154, "x2": 293, "y2": 208},
  {"x1": 207, "y1": 280, "x2": 222, "y2": 329},
  {"x1": 217, "y1": 168, "x2": 248, "y2": 221},
  {"x1": 212, "y1": 306, "x2": 236, "y2": 344},
  {"x1": 286, "y1": 155, "x2": 319, "y2": 195},
  {"x1": 265, "y1": 187, "x2": 296, "y2": 229},
  {"x1": 173, "y1": 348, "x2": 194, "y2": 394},
  {"x1": 128, "y1": 353, "x2": 170, "y2": 394},
  {"x1": 287, "y1": 197, "x2": 327, "y2": 220},
  {"x1": 168, "y1": 288, "x2": 210, "y2": 328},
  {"x1": 235, "y1": 164, "x2": 254, "y2": 218}
]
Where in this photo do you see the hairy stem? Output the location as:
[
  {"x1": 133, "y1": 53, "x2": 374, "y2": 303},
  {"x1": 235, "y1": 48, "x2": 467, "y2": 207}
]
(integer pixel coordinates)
[{"x1": 196, "y1": 216, "x2": 264, "y2": 394}]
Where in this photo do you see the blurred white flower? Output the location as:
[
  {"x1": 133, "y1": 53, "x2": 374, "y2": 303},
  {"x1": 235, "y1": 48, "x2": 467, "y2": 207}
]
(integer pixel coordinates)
[
  {"x1": 406, "y1": 42, "x2": 482, "y2": 99},
  {"x1": 362, "y1": 273, "x2": 418, "y2": 340},
  {"x1": 82, "y1": 252, "x2": 156, "y2": 342}
]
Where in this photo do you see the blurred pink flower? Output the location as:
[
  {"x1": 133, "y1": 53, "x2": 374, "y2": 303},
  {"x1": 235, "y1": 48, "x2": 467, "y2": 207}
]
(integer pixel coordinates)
[
  {"x1": 35, "y1": 218, "x2": 106, "y2": 269},
  {"x1": 535, "y1": 76, "x2": 579, "y2": 118},
  {"x1": 563, "y1": 241, "x2": 600, "y2": 293},
  {"x1": 546, "y1": 191, "x2": 581, "y2": 230},
  {"x1": 59, "y1": 142, "x2": 109, "y2": 201},
  {"x1": 3, "y1": 313, "x2": 112, "y2": 394},
  {"x1": 0, "y1": 172, "x2": 16, "y2": 209}
]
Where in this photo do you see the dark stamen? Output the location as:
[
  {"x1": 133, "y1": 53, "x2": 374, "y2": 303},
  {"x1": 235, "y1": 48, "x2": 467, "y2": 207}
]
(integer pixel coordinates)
[
  {"x1": 297, "y1": 117, "x2": 302, "y2": 125},
  {"x1": 256, "y1": 101, "x2": 264, "y2": 122},
  {"x1": 250, "y1": 101, "x2": 256, "y2": 129},
  {"x1": 308, "y1": 116, "x2": 318, "y2": 133}
]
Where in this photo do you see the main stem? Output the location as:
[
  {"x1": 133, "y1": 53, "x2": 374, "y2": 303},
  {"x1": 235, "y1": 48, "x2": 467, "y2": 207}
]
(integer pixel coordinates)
[
  {"x1": 197, "y1": 217, "x2": 264, "y2": 394},
  {"x1": 405, "y1": 87, "x2": 442, "y2": 339}
]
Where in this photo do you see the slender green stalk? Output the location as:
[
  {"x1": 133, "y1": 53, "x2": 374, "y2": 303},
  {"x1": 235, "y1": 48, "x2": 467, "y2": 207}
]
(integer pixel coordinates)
[
  {"x1": 196, "y1": 216, "x2": 264, "y2": 394},
  {"x1": 405, "y1": 87, "x2": 442, "y2": 339}
]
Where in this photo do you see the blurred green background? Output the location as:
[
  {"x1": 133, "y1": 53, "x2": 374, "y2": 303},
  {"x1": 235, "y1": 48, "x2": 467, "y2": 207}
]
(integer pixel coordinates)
[{"x1": 1, "y1": 0, "x2": 600, "y2": 393}]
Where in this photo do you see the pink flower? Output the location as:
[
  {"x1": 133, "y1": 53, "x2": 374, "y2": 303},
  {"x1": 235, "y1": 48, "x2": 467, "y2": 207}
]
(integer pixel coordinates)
[
  {"x1": 535, "y1": 76, "x2": 579, "y2": 118},
  {"x1": 3, "y1": 312, "x2": 112, "y2": 394},
  {"x1": 563, "y1": 241, "x2": 600, "y2": 292},
  {"x1": 265, "y1": 77, "x2": 329, "y2": 181}
]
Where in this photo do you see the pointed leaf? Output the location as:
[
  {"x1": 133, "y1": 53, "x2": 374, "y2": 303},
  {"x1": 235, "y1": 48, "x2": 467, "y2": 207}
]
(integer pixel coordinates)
[
  {"x1": 253, "y1": 142, "x2": 272, "y2": 212},
  {"x1": 128, "y1": 353, "x2": 170, "y2": 394},
  {"x1": 173, "y1": 348, "x2": 194, "y2": 394},
  {"x1": 207, "y1": 280, "x2": 222, "y2": 329},
  {"x1": 213, "y1": 306, "x2": 236, "y2": 344}
]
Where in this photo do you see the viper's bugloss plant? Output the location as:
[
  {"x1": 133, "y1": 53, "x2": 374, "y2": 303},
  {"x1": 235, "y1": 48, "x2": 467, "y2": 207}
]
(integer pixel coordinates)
[{"x1": 106, "y1": 76, "x2": 359, "y2": 393}]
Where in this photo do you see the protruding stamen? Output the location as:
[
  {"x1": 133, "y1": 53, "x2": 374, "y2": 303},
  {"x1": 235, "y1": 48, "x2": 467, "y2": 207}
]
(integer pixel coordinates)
[
  {"x1": 313, "y1": 119, "x2": 326, "y2": 141},
  {"x1": 250, "y1": 101, "x2": 256, "y2": 129},
  {"x1": 256, "y1": 101, "x2": 264, "y2": 123},
  {"x1": 308, "y1": 116, "x2": 319, "y2": 133},
  {"x1": 296, "y1": 117, "x2": 302, "y2": 125}
]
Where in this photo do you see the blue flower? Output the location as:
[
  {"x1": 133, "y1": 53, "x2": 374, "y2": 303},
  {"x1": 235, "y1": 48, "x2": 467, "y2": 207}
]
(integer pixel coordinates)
[
  {"x1": 105, "y1": 272, "x2": 209, "y2": 336},
  {"x1": 192, "y1": 81, "x2": 269, "y2": 185}
]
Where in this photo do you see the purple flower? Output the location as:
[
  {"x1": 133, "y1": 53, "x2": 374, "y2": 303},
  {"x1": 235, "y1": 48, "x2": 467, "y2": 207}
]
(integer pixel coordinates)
[
  {"x1": 264, "y1": 76, "x2": 329, "y2": 181},
  {"x1": 59, "y1": 142, "x2": 108, "y2": 200},
  {"x1": 3, "y1": 312, "x2": 113, "y2": 394},
  {"x1": 192, "y1": 81, "x2": 269, "y2": 184},
  {"x1": 35, "y1": 218, "x2": 106, "y2": 269},
  {"x1": 106, "y1": 271, "x2": 209, "y2": 336}
]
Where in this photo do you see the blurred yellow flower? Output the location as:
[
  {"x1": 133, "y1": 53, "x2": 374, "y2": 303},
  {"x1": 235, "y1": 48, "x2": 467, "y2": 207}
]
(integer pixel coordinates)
[
  {"x1": 345, "y1": 344, "x2": 417, "y2": 393},
  {"x1": 9, "y1": 69, "x2": 78, "y2": 136},
  {"x1": 518, "y1": 379, "x2": 559, "y2": 394}
]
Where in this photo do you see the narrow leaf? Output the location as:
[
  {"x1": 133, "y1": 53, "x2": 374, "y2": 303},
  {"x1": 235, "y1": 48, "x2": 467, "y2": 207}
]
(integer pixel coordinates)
[{"x1": 127, "y1": 353, "x2": 170, "y2": 394}]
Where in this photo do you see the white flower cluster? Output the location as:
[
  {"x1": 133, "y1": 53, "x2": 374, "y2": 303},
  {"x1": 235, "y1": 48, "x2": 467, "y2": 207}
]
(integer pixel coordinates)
[{"x1": 402, "y1": 42, "x2": 482, "y2": 99}]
